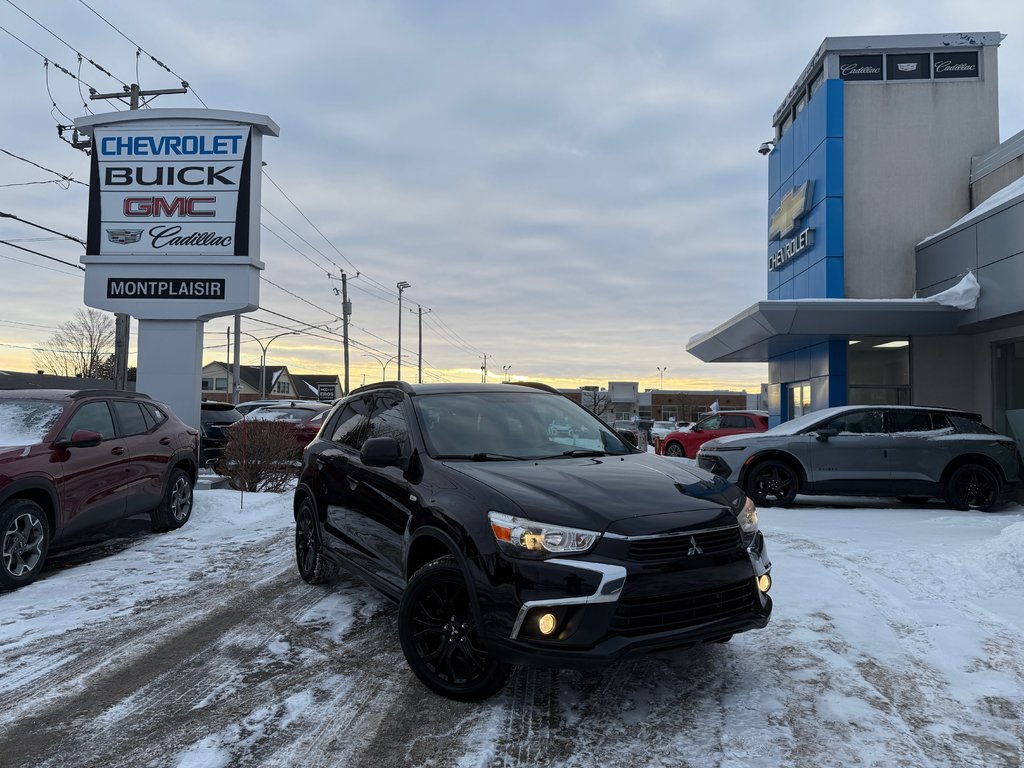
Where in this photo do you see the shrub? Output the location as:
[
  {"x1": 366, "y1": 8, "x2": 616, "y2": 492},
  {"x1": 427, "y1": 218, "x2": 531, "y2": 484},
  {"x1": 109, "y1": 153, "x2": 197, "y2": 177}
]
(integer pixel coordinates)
[{"x1": 221, "y1": 420, "x2": 299, "y2": 492}]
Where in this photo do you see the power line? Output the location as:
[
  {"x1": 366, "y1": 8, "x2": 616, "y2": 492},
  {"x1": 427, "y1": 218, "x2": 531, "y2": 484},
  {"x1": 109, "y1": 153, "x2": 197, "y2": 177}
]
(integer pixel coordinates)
[
  {"x1": 0, "y1": 148, "x2": 88, "y2": 186},
  {"x1": 0, "y1": 249, "x2": 83, "y2": 277},
  {"x1": 0, "y1": 211, "x2": 86, "y2": 245},
  {"x1": 75, "y1": 0, "x2": 207, "y2": 107},
  {"x1": 4, "y1": 0, "x2": 126, "y2": 85},
  {"x1": 0, "y1": 240, "x2": 84, "y2": 271}
]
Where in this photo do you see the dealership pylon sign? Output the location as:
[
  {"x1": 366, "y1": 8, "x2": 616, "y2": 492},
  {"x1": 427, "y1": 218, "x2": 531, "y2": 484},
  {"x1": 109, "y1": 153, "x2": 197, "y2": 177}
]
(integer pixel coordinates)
[
  {"x1": 74, "y1": 109, "x2": 279, "y2": 428},
  {"x1": 76, "y1": 109, "x2": 279, "y2": 319}
]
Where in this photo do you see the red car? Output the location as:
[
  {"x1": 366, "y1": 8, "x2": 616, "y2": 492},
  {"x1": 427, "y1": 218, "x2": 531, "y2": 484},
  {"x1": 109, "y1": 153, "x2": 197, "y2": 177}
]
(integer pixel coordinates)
[
  {"x1": 658, "y1": 410, "x2": 770, "y2": 459},
  {"x1": 242, "y1": 403, "x2": 331, "y2": 456},
  {"x1": 0, "y1": 389, "x2": 199, "y2": 589}
]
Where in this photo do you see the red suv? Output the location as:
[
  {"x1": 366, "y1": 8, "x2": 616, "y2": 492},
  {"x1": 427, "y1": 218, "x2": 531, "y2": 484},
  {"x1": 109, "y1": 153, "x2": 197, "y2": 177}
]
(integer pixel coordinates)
[
  {"x1": 0, "y1": 389, "x2": 199, "y2": 590},
  {"x1": 658, "y1": 411, "x2": 770, "y2": 459}
]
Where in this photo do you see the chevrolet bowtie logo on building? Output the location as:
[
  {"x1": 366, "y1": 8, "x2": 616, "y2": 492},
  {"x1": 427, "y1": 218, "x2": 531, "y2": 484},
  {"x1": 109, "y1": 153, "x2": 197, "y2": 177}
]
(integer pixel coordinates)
[
  {"x1": 106, "y1": 229, "x2": 143, "y2": 245},
  {"x1": 768, "y1": 180, "x2": 814, "y2": 240}
]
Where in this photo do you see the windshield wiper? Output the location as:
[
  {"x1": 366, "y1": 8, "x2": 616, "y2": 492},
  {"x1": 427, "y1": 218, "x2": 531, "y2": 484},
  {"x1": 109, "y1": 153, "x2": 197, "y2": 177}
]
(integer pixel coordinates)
[{"x1": 552, "y1": 449, "x2": 608, "y2": 458}]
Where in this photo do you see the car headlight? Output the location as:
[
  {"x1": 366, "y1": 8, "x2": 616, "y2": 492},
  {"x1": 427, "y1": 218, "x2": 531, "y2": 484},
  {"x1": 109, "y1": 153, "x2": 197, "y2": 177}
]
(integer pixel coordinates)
[
  {"x1": 705, "y1": 445, "x2": 747, "y2": 452},
  {"x1": 488, "y1": 511, "x2": 600, "y2": 559},
  {"x1": 736, "y1": 495, "x2": 758, "y2": 534}
]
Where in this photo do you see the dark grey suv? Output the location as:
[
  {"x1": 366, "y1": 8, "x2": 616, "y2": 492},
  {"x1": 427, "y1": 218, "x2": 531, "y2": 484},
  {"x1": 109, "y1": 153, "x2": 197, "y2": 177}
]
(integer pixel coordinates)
[{"x1": 696, "y1": 405, "x2": 1020, "y2": 511}]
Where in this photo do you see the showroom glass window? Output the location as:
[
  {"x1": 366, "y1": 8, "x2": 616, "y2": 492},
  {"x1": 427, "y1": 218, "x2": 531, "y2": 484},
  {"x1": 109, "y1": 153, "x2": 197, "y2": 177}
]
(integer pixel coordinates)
[{"x1": 848, "y1": 338, "x2": 911, "y2": 405}]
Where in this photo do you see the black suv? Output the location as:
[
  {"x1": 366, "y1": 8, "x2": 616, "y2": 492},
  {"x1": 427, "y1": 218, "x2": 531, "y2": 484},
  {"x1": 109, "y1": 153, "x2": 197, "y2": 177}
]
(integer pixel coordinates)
[{"x1": 293, "y1": 382, "x2": 772, "y2": 700}]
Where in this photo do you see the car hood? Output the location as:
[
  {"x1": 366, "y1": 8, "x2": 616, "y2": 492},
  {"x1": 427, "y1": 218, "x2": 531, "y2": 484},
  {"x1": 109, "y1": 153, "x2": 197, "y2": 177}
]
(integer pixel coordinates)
[
  {"x1": 443, "y1": 452, "x2": 742, "y2": 534},
  {"x1": 703, "y1": 432, "x2": 771, "y2": 448}
]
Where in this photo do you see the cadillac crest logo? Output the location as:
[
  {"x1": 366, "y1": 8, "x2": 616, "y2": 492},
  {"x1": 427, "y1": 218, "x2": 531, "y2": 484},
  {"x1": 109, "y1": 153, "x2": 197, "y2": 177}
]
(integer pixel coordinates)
[{"x1": 106, "y1": 229, "x2": 143, "y2": 245}]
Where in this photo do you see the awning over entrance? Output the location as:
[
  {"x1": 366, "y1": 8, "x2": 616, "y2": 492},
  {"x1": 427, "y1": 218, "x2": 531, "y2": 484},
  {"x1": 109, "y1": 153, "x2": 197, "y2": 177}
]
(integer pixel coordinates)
[{"x1": 687, "y1": 299, "x2": 967, "y2": 363}]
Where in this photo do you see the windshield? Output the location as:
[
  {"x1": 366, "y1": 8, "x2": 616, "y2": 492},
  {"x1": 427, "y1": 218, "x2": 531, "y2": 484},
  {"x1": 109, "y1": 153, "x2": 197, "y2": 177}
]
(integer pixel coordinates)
[
  {"x1": 414, "y1": 391, "x2": 633, "y2": 460},
  {"x1": 246, "y1": 407, "x2": 322, "y2": 423},
  {"x1": 0, "y1": 399, "x2": 64, "y2": 447}
]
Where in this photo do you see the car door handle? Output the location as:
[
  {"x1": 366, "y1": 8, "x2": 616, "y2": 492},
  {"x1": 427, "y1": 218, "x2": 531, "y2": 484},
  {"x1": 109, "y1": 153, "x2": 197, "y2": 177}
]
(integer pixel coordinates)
[
  {"x1": 347, "y1": 477, "x2": 359, "y2": 491},
  {"x1": 160, "y1": 437, "x2": 172, "y2": 446},
  {"x1": 111, "y1": 447, "x2": 125, "y2": 456}
]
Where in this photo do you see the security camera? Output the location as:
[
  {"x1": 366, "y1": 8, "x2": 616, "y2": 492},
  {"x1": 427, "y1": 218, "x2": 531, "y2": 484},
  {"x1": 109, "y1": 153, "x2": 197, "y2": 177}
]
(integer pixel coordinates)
[{"x1": 758, "y1": 141, "x2": 774, "y2": 156}]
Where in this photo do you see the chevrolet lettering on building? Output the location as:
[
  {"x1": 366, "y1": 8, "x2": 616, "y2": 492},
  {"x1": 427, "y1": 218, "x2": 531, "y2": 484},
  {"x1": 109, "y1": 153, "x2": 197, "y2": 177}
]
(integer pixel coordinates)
[{"x1": 106, "y1": 278, "x2": 226, "y2": 299}]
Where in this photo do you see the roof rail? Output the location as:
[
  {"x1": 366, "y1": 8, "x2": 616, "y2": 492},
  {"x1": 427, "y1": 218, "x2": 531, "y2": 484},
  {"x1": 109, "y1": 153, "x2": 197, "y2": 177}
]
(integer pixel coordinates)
[
  {"x1": 350, "y1": 380, "x2": 416, "y2": 395},
  {"x1": 69, "y1": 389, "x2": 149, "y2": 400},
  {"x1": 509, "y1": 381, "x2": 563, "y2": 395}
]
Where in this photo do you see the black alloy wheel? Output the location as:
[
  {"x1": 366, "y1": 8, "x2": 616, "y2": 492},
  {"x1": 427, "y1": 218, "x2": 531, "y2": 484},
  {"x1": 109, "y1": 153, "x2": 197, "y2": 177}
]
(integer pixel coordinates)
[
  {"x1": 151, "y1": 469, "x2": 194, "y2": 531},
  {"x1": 664, "y1": 442, "x2": 685, "y2": 458},
  {"x1": 398, "y1": 556, "x2": 510, "y2": 701},
  {"x1": 745, "y1": 459, "x2": 799, "y2": 507},
  {"x1": 0, "y1": 499, "x2": 50, "y2": 590},
  {"x1": 944, "y1": 463, "x2": 1002, "y2": 512},
  {"x1": 295, "y1": 498, "x2": 334, "y2": 583}
]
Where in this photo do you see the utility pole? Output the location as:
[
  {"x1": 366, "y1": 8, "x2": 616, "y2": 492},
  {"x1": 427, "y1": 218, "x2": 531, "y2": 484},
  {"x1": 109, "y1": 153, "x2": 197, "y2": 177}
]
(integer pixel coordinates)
[
  {"x1": 341, "y1": 272, "x2": 351, "y2": 394},
  {"x1": 416, "y1": 305, "x2": 430, "y2": 384},
  {"x1": 480, "y1": 354, "x2": 488, "y2": 383},
  {"x1": 396, "y1": 281, "x2": 410, "y2": 381},
  {"x1": 89, "y1": 81, "x2": 190, "y2": 391}
]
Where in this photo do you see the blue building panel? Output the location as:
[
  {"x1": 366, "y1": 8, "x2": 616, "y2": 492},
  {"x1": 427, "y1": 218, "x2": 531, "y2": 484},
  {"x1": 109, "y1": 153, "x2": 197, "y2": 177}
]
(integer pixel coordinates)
[{"x1": 767, "y1": 78, "x2": 847, "y2": 413}]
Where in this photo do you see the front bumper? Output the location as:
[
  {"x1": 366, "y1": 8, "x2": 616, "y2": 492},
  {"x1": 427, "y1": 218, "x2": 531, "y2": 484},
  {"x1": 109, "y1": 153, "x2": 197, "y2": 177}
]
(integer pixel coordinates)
[{"x1": 477, "y1": 528, "x2": 772, "y2": 668}]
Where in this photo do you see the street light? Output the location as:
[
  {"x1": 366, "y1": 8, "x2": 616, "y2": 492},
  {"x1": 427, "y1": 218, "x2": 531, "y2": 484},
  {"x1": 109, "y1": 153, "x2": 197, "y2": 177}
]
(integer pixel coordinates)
[
  {"x1": 363, "y1": 352, "x2": 400, "y2": 382},
  {"x1": 396, "y1": 281, "x2": 410, "y2": 381},
  {"x1": 502, "y1": 364, "x2": 512, "y2": 382},
  {"x1": 656, "y1": 366, "x2": 667, "y2": 389},
  {"x1": 240, "y1": 331, "x2": 299, "y2": 398}
]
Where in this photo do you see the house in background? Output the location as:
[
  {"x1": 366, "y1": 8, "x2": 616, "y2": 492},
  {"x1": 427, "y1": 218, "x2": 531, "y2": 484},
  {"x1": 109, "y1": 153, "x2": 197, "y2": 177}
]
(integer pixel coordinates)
[{"x1": 201, "y1": 361, "x2": 340, "y2": 404}]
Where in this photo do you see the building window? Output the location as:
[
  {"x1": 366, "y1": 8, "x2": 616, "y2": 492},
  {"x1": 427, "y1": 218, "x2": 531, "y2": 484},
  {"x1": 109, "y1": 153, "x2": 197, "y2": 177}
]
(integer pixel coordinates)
[
  {"x1": 848, "y1": 338, "x2": 911, "y2": 405},
  {"x1": 202, "y1": 377, "x2": 228, "y2": 391},
  {"x1": 788, "y1": 382, "x2": 811, "y2": 419},
  {"x1": 274, "y1": 380, "x2": 290, "y2": 394}
]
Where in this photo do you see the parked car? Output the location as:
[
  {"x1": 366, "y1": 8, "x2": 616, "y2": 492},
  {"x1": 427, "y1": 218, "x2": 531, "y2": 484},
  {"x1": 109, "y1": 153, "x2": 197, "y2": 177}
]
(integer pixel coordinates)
[
  {"x1": 696, "y1": 404, "x2": 1020, "y2": 511},
  {"x1": 200, "y1": 401, "x2": 245, "y2": 471},
  {"x1": 293, "y1": 382, "x2": 772, "y2": 701},
  {"x1": 650, "y1": 420, "x2": 677, "y2": 442},
  {"x1": 0, "y1": 389, "x2": 198, "y2": 589},
  {"x1": 236, "y1": 398, "x2": 324, "y2": 416},
  {"x1": 659, "y1": 411, "x2": 770, "y2": 459},
  {"x1": 243, "y1": 402, "x2": 331, "y2": 456}
]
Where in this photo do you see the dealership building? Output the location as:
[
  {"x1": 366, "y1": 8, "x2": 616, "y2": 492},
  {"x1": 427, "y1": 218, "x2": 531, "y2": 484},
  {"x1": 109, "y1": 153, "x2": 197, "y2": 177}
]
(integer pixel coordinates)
[{"x1": 688, "y1": 32, "x2": 1024, "y2": 442}]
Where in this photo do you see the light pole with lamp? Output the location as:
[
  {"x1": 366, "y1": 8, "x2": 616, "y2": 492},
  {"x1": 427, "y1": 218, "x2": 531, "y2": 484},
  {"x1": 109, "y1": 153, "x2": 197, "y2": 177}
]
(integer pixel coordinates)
[
  {"x1": 363, "y1": 352, "x2": 400, "y2": 382},
  {"x1": 396, "y1": 281, "x2": 410, "y2": 381},
  {"x1": 502, "y1": 365, "x2": 512, "y2": 382},
  {"x1": 656, "y1": 366, "x2": 667, "y2": 390},
  {"x1": 240, "y1": 331, "x2": 299, "y2": 398}
]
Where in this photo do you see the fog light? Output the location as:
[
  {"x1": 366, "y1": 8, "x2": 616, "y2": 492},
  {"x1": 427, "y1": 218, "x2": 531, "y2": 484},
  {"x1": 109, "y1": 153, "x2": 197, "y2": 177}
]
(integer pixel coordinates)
[
  {"x1": 537, "y1": 612, "x2": 557, "y2": 635},
  {"x1": 757, "y1": 573, "x2": 772, "y2": 593}
]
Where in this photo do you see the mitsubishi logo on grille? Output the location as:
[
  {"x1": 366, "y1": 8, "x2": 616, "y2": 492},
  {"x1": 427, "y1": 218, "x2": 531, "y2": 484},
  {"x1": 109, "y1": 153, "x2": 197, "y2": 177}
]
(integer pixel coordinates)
[{"x1": 687, "y1": 535, "x2": 703, "y2": 556}]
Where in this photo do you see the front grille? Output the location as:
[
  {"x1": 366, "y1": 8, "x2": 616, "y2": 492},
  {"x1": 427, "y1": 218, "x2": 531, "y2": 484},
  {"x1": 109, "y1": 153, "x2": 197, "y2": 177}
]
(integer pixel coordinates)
[
  {"x1": 627, "y1": 525, "x2": 741, "y2": 561},
  {"x1": 610, "y1": 579, "x2": 756, "y2": 635}
]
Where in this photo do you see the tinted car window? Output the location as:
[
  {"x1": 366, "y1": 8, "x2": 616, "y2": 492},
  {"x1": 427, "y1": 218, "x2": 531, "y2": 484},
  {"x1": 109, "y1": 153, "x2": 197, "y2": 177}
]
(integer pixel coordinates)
[
  {"x1": 60, "y1": 401, "x2": 115, "y2": 440},
  {"x1": 0, "y1": 400, "x2": 64, "y2": 447},
  {"x1": 821, "y1": 410, "x2": 884, "y2": 434},
  {"x1": 722, "y1": 414, "x2": 751, "y2": 428},
  {"x1": 366, "y1": 396, "x2": 408, "y2": 444},
  {"x1": 890, "y1": 410, "x2": 934, "y2": 432},
  {"x1": 698, "y1": 415, "x2": 723, "y2": 429},
  {"x1": 949, "y1": 415, "x2": 997, "y2": 434},
  {"x1": 143, "y1": 402, "x2": 168, "y2": 426},
  {"x1": 112, "y1": 401, "x2": 149, "y2": 436},
  {"x1": 330, "y1": 399, "x2": 369, "y2": 449}
]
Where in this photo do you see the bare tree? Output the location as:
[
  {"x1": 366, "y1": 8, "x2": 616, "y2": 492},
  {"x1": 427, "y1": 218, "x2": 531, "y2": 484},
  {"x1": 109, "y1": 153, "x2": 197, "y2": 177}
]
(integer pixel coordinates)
[{"x1": 33, "y1": 309, "x2": 115, "y2": 379}]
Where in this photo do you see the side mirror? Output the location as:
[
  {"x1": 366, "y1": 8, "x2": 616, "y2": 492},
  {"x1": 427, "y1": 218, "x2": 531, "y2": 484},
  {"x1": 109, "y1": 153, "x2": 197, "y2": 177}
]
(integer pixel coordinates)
[
  {"x1": 55, "y1": 428, "x2": 103, "y2": 449},
  {"x1": 361, "y1": 436, "x2": 404, "y2": 467},
  {"x1": 815, "y1": 427, "x2": 839, "y2": 442},
  {"x1": 616, "y1": 429, "x2": 638, "y2": 447}
]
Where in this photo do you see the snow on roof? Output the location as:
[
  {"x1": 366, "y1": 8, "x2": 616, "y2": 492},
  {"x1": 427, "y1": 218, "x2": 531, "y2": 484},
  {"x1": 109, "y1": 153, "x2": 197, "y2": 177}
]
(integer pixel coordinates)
[{"x1": 919, "y1": 175, "x2": 1024, "y2": 246}]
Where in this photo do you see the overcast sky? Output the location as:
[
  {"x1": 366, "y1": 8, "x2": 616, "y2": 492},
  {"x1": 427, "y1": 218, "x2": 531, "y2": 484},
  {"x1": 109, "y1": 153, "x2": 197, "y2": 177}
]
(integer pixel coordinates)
[{"x1": 3, "y1": 1, "x2": 1023, "y2": 393}]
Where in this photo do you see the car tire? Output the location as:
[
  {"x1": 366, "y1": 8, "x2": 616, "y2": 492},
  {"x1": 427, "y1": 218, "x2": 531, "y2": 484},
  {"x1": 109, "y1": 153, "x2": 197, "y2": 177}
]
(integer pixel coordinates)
[
  {"x1": 744, "y1": 459, "x2": 799, "y2": 507},
  {"x1": 0, "y1": 499, "x2": 50, "y2": 590},
  {"x1": 398, "y1": 556, "x2": 510, "y2": 701},
  {"x1": 150, "y1": 468, "x2": 194, "y2": 531},
  {"x1": 664, "y1": 442, "x2": 685, "y2": 458},
  {"x1": 295, "y1": 497, "x2": 334, "y2": 583},
  {"x1": 943, "y1": 463, "x2": 1003, "y2": 512}
]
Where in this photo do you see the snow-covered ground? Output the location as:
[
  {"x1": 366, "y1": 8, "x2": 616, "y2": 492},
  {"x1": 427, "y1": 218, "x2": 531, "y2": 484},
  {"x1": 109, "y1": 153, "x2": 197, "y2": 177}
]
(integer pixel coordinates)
[{"x1": 1, "y1": 485, "x2": 1022, "y2": 767}]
